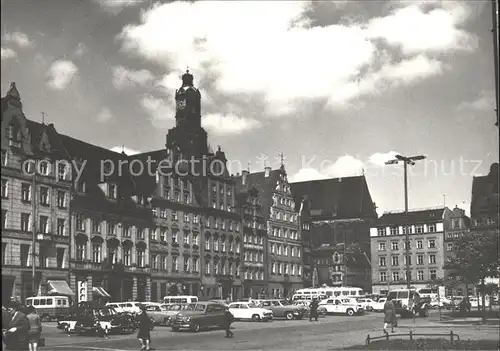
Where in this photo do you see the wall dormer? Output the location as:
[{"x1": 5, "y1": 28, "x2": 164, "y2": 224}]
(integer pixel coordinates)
[{"x1": 99, "y1": 183, "x2": 118, "y2": 200}]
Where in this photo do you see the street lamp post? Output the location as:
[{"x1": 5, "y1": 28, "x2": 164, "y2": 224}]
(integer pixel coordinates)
[{"x1": 385, "y1": 154, "x2": 426, "y2": 289}]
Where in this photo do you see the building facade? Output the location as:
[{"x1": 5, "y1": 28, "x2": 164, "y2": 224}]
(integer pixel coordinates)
[
  {"x1": 234, "y1": 165, "x2": 303, "y2": 298},
  {"x1": 370, "y1": 207, "x2": 452, "y2": 295},
  {"x1": 1, "y1": 83, "x2": 73, "y2": 303},
  {"x1": 235, "y1": 184, "x2": 268, "y2": 298},
  {"x1": 290, "y1": 176, "x2": 377, "y2": 293}
]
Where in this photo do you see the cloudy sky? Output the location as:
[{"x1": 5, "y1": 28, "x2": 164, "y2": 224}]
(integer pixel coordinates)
[{"x1": 1, "y1": 0, "x2": 498, "y2": 215}]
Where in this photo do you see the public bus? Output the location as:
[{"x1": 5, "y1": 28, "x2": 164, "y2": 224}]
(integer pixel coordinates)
[
  {"x1": 26, "y1": 295, "x2": 70, "y2": 322},
  {"x1": 292, "y1": 287, "x2": 364, "y2": 301}
]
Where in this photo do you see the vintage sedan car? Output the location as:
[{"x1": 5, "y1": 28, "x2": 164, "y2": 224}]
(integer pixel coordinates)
[
  {"x1": 170, "y1": 302, "x2": 227, "y2": 332},
  {"x1": 228, "y1": 302, "x2": 273, "y2": 322},
  {"x1": 259, "y1": 300, "x2": 305, "y2": 320},
  {"x1": 319, "y1": 297, "x2": 365, "y2": 316},
  {"x1": 57, "y1": 304, "x2": 134, "y2": 335},
  {"x1": 371, "y1": 298, "x2": 386, "y2": 312},
  {"x1": 144, "y1": 304, "x2": 173, "y2": 326}
]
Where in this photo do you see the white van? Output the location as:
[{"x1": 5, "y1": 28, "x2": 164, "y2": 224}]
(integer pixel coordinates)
[
  {"x1": 26, "y1": 296, "x2": 70, "y2": 322},
  {"x1": 163, "y1": 296, "x2": 198, "y2": 305}
]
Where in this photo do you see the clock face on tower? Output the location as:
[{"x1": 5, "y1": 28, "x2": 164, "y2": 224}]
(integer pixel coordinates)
[{"x1": 176, "y1": 99, "x2": 186, "y2": 111}]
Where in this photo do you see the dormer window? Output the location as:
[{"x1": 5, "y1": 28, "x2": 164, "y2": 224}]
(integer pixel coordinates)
[
  {"x1": 8, "y1": 124, "x2": 21, "y2": 147},
  {"x1": 76, "y1": 180, "x2": 86, "y2": 193},
  {"x1": 108, "y1": 184, "x2": 117, "y2": 199},
  {"x1": 57, "y1": 163, "x2": 67, "y2": 181}
]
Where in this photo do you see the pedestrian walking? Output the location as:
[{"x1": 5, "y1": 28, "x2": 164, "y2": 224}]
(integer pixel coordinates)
[
  {"x1": 4, "y1": 302, "x2": 30, "y2": 350},
  {"x1": 309, "y1": 297, "x2": 319, "y2": 322},
  {"x1": 136, "y1": 305, "x2": 152, "y2": 351},
  {"x1": 383, "y1": 296, "x2": 397, "y2": 334},
  {"x1": 25, "y1": 306, "x2": 42, "y2": 351},
  {"x1": 223, "y1": 306, "x2": 234, "y2": 338}
]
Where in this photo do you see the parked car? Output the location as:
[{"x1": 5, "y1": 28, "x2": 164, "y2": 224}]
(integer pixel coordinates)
[
  {"x1": 258, "y1": 300, "x2": 305, "y2": 320},
  {"x1": 319, "y1": 297, "x2": 364, "y2": 316},
  {"x1": 170, "y1": 302, "x2": 227, "y2": 332},
  {"x1": 57, "y1": 303, "x2": 135, "y2": 335},
  {"x1": 105, "y1": 301, "x2": 143, "y2": 314},
  {"x1": 356, "y1": 298, "x2": 377, "y2": 311},
  {"x1": 371, "y1": 298, "x2": 386, "y2": 312},
  {"x1": 144, "y1": 304, "x2": 174, "y2": 326},
  {"x1": 228, "y1": 302, "x2": 273, "y2": 322}
]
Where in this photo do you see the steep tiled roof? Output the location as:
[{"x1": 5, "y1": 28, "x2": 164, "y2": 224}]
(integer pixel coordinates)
[
  {"x1": 233, "y1": 168, "x2": 282, "y2": 220},
  {"x1": 290, "y1": 176, "x2": 377, "y2": 220},
  {"x1": 471, "y1": 163, "x2": 499, "y2": 217},
  {"x1": 376, "y1": 208, "x2": 445, "y2": 226}
]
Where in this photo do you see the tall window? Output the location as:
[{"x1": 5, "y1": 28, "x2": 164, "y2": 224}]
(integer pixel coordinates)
[
  {"x1": 429, "y1": 254, "x2": 436, "y2": 264},
  {"x1": 379, "y1": 256, "x2": 386, "y2": 267},
  {"x1": 416, "y1": 240, "x2": 423, "y2": 249},
  {"x1": 57, "y1": 218, "x2": 65, "y2": 236},
  {"x1": 39, "y1": 247, "x2": 48, "y2": 267},
  {"x1": 160, "y1": 256, "x2": 166, "y2": 270},
  {"x1": 57, "y1": 191, "x2": 66, "y2": 208},
  {"x1": 378, "y1": 242, "x2": 386, "y2": 251},
  {"x1": 391, "y1": 256, "x2": 399, "y2": 266},
  {"x1": 92, "y1": 220, "x2": 101, "y2": 233},
  {"x1": 137, "y1": 249, "x2": 145, "y2": 267},
  {"x1": 76, "y1": 214, "x2": 85, "y2": 231},
  {"x1": 76, "y1": 243, "x2": 85, "y2": 261},
  {"x1": 429, "y1": 269, "x2": 437, "y2": 280},
  {"x1": 417, "y1": 270, "x2": 424, "y2": 280},
  {"x1": 183, "y1": 257, "x2": 190, "y2": 272},
  {"x1": 160, "y1": 228, "x2": 166, "y2": 242},
  {"x1": 21, "y1": 213, "x2": 30, "y2": 232},
  {"x1": 377, "y1": 228, "x2": 386, "y2": 236},
  {"x1": 20, "y1": 244, "x2": 30, "y2": 267},
  {"x1": 213, "y1": 238, "x2": 219, "y2": 251},
  {"x1": 92, "y1": 244, "x2": 102, "y2": 263},
  {"x1": 172, "y1": 231, "x2": 178, "y2": 244},
  {"x1": 183, "y1": 232, "x2": 189, "y2": 245},
  {"x1": 392, "y1": 271, "x2": 400, "y2": 281},
  {"x1": 193, "y1": 257, "x2": 199, "y2": 272},
  {"x1": 415, "y1": 224, "x2": 424, "y2": 233},
  {"x1": 137, "y1": 228, "x2": 144, "y2": 240},
  {"x1": 417, "y1": 255, "x2": 424, "y2": 265},
  {"x1": 172, "y1": 256, "x2": 178, "y2": 271},
  {"x1": 205, "y1": 237, "x2": 210, "y2": 251},
  {"x1": 39, "y1": 216, "x2": 49, "y2": 234},
  {"x1": 205, "y1": 260, "x2": 211, "y2": 274},
  {"x1": 428, "y1": 223, "x2": 436, "y2": 232},
  {"x1": 446, "y1": 242, "x2": 453, "y2": 252},
  {"x1": 21, "y1": 183, "x2": 31, "y2": 202},
  {"x1": 151, "y1": 254, "x2": 157, "y2": 270},
  {"x1": 123, "y1": 248, "x2": 131, "y2": 266},
  {"x1": 391, "y1": 242, "x2": 399, "y2": 250},
  {"x1": 56, "y1": 248, "x2": 65, "y2": 268},
  {"x1": 39, "y1": 187, "x2": 49, "y2": 206},
  {"x1": 192, "y1": 233, "x2": 199, "y2": 246},
  {"x1": 428, "y1": 239, "x2": 436, "y2": 249},
  {"x1": 108, "y1": 184, "x2": 116, "y2": 199},
  {"x1": 390, "y1": 227, "x2": 398, "y2": 235},
  {"x1": 1, "y1": 179, "x2": 8, "y2": 198},
  {"x1": 108, "y1": 221, "x2": 117, "y2": 235}
]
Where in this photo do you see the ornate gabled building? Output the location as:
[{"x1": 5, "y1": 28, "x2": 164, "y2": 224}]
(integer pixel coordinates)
[
  {"x1": 234, "y1": 165, "x2": 303, "y2": 299},
  {"x1": 290, "y1": 176, "x2": 377, "y2": 292},
  {"x1": 132, "y1": 70, "x2": 243, "y2": 301},
  {"x1": 2, "y1": 83, "x2": 73, "y2": 302},
  {"x1": 235, "y1": 182, "x2": 267, "y2": 299}
]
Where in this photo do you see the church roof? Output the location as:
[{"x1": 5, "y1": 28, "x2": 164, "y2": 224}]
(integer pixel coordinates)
[
  {"x1": 289, "y1": 176, "x2": 377, "y2": 221},
  {"x1": 471, "y1": 163, "x2": 499, "y2": 217},
  {"x1": 376, "y1": 208, "x2": 446, "y2": 227}
]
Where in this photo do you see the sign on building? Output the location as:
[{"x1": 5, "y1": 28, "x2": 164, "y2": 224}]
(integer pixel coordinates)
[{"x1": 78, "y1": 281, "x2": 87, "y2": 302}]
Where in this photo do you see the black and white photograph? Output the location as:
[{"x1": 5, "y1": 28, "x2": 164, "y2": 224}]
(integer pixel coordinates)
[{"x1": 1, "y1": 0, "x2": 499, "y2": 350}]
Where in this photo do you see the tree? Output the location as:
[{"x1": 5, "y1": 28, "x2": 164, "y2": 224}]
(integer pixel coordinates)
[{"x1": 444, "y1": 231, "x2": 499, "y2": 320}]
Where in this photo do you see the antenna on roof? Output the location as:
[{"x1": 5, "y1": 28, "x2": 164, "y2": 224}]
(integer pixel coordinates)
[
  {"x1": 122, "y1": 144, "x2": 125, "y2": 153},
  {"x1": 248, "y1": 161, "x2": 251, "y2": 172},
  {"x1": 41, "y1": 112, "x2": 45, "y2": 124},
  {"x1": 279, "y1": 152, "x2": 284, "y2": 166}
]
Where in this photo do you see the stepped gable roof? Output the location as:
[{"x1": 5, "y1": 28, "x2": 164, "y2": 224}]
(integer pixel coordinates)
[
  {"x1": 376, "y1": 208, "x2": 445, "y2": 226},
  {"x1": 290, "y1": 176, "x2": 376, "y2": 220},
  {"x1": 25, "y1": 120, "x2": 67, "y2": 158},
  {"x1": 234, "y1": 169, "x2": 282, "y2": 220},
  {"x1": 471, "y1": 163, "x2": 499, "y2": 217}
]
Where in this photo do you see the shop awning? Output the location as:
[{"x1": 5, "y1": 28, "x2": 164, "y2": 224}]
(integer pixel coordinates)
[
  {"x1": 92, "y1": 286, "x2": 111, "y2": 298},
  {"x1": 47, "y1": 280, "x2": 74, "y2": 296}
]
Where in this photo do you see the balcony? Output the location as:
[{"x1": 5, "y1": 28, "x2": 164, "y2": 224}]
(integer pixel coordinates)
[
  {"x1": 243, "y1": 243, "x2": 263, "y2": 250},
  {"x1": 72, "y1": 260, "x2": 92, "y2": 270},
  {"x1": 245, "y1": 262, "x2": 264, "y2": 268}
]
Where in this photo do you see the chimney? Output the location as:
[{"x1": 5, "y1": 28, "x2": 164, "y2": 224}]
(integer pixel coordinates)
[
  {"x1": 265, "y1": 166, "x2": 271, "y2": 177},
  {"x1": 242, "y1": 170, "x2": 249, "y2": 185}
]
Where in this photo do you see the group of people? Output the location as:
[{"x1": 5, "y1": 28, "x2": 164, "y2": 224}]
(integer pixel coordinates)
[{"x1": 2, "y1": 302, "x2": 42, "y2": 351}]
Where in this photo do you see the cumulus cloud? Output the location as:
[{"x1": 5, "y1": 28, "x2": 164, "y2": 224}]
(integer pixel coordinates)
[
  {"x1": 96, "y1": 107, "x2": 114, "y2": 123},
  {"x1": 140, "y1": 95, "x2": 175, "y2": 127},
  {"x1": 112, "y1": 65, "x2": 155, "y2": 89},
  {"x1": 290, "y1": 155, "x2": 364, "y2": 182},
  {"x1": 93, "y1": 0, "x2": 148, "y2": 14},
  {"x1": 457, "y1": 90, "x2": 495, "y2": 111},
  {"x1": 202, "y1": 113, "x2": 261, "y2": 136},
  {"x1": 119, "y1": 1, "x2": 476, "y2": 117},
  {"x1": 46, "y1": 60, "x2": 78, "y2": 90},
  {"x1": 110, "y1": 146, "x2": 141, "y2": 155},
  {"x1": 1, "y1": 47, "x2": 16, "y2": 60},
  {"x1": 3, "y1": 32, "x2": 34, "y2": 48}
]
